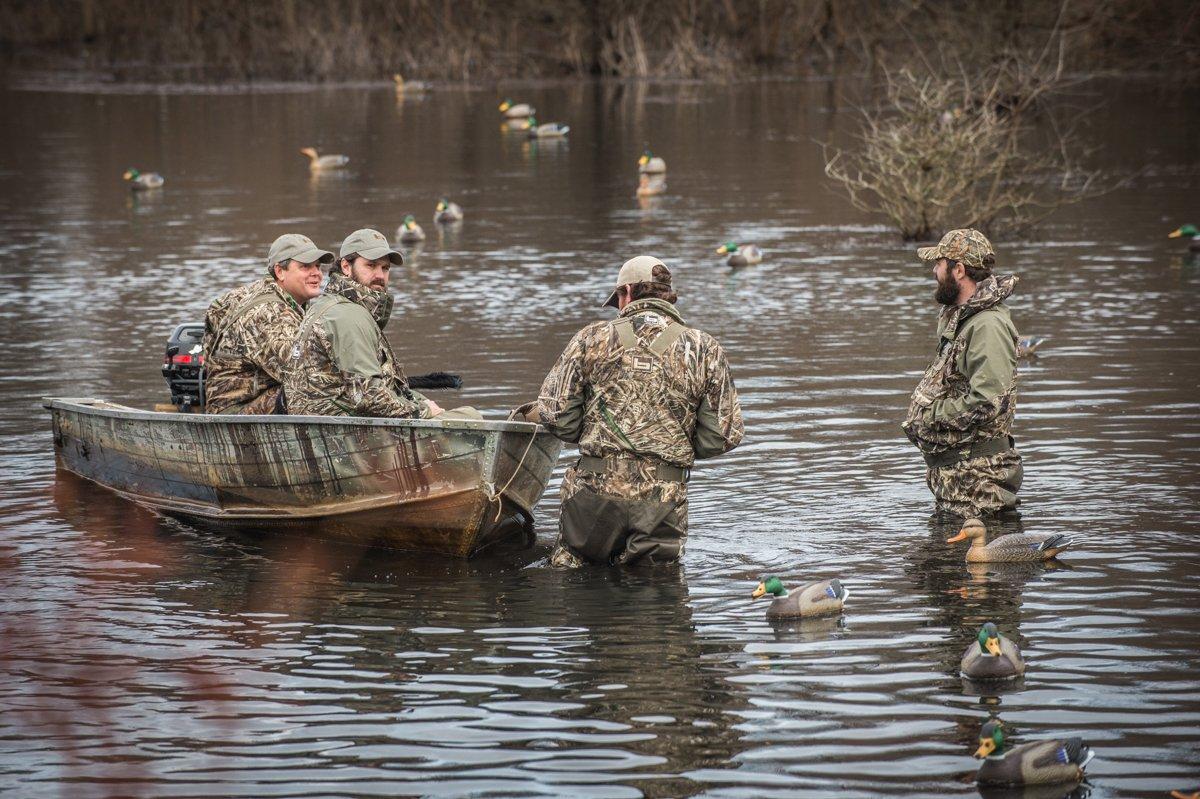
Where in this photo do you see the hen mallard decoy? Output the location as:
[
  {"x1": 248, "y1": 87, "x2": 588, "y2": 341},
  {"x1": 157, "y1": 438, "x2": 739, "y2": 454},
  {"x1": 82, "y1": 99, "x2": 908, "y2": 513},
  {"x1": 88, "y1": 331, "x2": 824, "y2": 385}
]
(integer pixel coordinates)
[
  {"x1": 716, "y1": 242, "x2": 763, "y2": 267},
  {"x1": 638, "y1": 149, "x2": 667, "y2": 174},
  {"x1": 392, "y1": 73, "x2": 429, "y2": 93},
  {"x1": 751, "y1": 576, "x2": 849, "y2": 620},
  {"x1": 1017, "y1": 336, "x2": 1047, "y2": 358},
  {"x1": 123, "y1": 168, "x2": 164, "y2": 190},
  {"x1": 300, "y1": 147, "x2": 349, "y2": 171},
  {"x1": 1168, "y1": 224, "x2": 1200, "y2": 252},
  {"x1": 498, "y1": 99, "x2": 535, "y2": 119},
  {"x1": 947, "y1": 518, "x2": 1074, "y2": 563},
  {"x1": 974, "y1": 720, "x2": 1094, "y2": 786},
  {"x1": 525, "y1": 117, "x2": 569, "y2": 139},
  {"x1": 960, "y1": 622, "x2": 1025, "y2": 680},
  {"x1": 397, "y1": 214, "x2": 425, "y2": 243},
  {"x1": 434, "y1": 198, "x2": 463, "y2": 224}
]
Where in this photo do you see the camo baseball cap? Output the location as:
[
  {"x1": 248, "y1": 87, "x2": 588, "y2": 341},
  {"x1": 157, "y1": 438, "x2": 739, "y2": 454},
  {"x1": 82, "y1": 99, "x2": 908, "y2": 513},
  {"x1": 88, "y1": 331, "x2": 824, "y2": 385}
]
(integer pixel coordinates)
[
  {"x1": 339, "y1": 228, "x2": 405, "y2": 265},
  {"x1": 603, "y1": 255, "x2": 671, "y2": 308},
  {"x1": 916, "y1": 228, "x2": 995, "y2": 270},
  {"x1": 266, "y1": 233, "x2": 333, "y2": 273}
]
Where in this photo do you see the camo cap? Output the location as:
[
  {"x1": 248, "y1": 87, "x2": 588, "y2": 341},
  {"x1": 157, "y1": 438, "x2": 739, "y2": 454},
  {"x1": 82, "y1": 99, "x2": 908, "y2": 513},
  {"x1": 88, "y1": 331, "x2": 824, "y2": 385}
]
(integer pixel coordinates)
[
  {"x1": 917, "y1": 228, "x2": 995, "y2": 270},
  {"x1": 603, "y1": 255, "x2": 671, "y2": 308},
  {"x1": 339, "y1": 228, "x2": 404, "y2": 265},
  {"x1": 266, "y1": 233, "x2": 333, "y2": 274}
]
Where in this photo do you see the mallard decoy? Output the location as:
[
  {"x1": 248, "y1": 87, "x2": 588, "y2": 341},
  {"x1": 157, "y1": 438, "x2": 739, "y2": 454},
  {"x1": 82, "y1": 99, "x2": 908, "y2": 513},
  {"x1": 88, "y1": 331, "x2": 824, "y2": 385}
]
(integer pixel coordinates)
[
  {"x1": 961, "y1": 622, "x2": 1025, "y2": 680},
  {"x1": 525, "y1": 117, "x2": 569, "y2": 139},
  {"x1": 397, "y1": 214, "x2": 425, "y2": 243},
  {"x1": 751, "y1": 576, "x2": 849, "y2": 620},
  {"x1": 392, "y1": 73, "x2": 429, "y2": 93},
  {"x1": 300, "y1": 147, "x2": 349, "y2": 171},
  {"x1": 636, "y1": 174, "x2": 666, "y2": 197},
  {"x1": 123, "y1": 168, "x2": 164, "y2": 190},
  {"x1": 1168, "y1": 224, "x2": 1200, "y2": 252},
  {"x1": 974, "y1": 720, "x2": 1094, "y2": 786},
  {"x1": 498, "y1": 99, "x2": 535, "y2": 119},
  {"x1": 638, "y1": 149, "x2": 667, "y2": 174},
  {"x1": 434, "y1": 198, "x2": 463, "y2": 224},
  {"x1": 716, "y1": 242, "x2": 763, "y2": 267},
  {"x1": 947, "y1": 518, "x2": 1074, "y2": 563},
  {"x1": 1017, "y1": 336, "x2": 1047, "y2": 358}
]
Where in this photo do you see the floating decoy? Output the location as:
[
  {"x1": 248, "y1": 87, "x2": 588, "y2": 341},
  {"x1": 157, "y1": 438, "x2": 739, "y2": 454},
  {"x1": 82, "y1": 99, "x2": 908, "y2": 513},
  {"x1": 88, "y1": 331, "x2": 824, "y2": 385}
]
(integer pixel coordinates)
[
  {"x1": 397, "y1": 214, "x2": 425, "y2": 243},
  {"x1": 123, "y1": 168, "x2": 164, "y2": 190},
  {"x1": 525, "y1": 117, "x2": 569, "y2": 139},
  {"x1": 751, "y1": 576, "x2": 849, "y2": 620},
  {"x1": 974, "y1": 720, "x2": 1094, "y2": 787},
  {"x1": 960, "y1": 622, "x2": 1025, "y2": 680},
  {"x1": 716, "y1": 242, "x2": 763, "y2": 267},
  {"x1": 300, "y1": 147, "x2": 349, "y2": 171},
  {"x1": 638, "y1": 149, "x2": 667, "y2": 174},
  {"x1": 947, "y1": 518, "x2": 1073, "y2": 563},
  {"x1": 392, "y1": 73, "x2": 429, "y2": 93},
  {"x1": 1017, "y1": 336, "x2": 1047, "y2": 358},
  {"x1": 498, "y1": 99, "x2": 535, "y2": 119},
  {"x1": 434, "y1": 198, "x2": 463, "y2": 224},
  {"x1": 636, "y1": 174, "x2": 666, "y2": 197},
  {"x1": 1168, "y1": 224, "x2": 1200, "y2": 252}
]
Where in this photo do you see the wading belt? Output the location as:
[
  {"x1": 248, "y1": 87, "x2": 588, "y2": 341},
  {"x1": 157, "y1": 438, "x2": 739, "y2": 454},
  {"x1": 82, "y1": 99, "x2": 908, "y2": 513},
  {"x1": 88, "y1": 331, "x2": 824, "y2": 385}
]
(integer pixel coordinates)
[
  {"x1": 924, "y1": 435, "x2": 1015, "y2": 469},
  {"x1": 577, "y1": 454, "x2": 690, "y2": 484}
]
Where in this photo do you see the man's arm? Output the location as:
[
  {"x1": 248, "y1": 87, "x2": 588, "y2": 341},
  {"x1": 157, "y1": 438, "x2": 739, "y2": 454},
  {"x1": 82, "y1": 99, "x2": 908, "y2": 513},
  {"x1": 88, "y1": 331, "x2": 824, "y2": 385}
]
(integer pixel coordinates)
[
  {"x1": 326, "y1": 308, "x2": 433, "y2": 419},
  {"x1": 693, "y1": 340, "x2": 745, "y2": 459},
  {"x1": 533, "y1": 327, "x2": 593, "y2": 442},
  {"x1": 927, "y1": 316, "x2": 1016, "y2": 429}
]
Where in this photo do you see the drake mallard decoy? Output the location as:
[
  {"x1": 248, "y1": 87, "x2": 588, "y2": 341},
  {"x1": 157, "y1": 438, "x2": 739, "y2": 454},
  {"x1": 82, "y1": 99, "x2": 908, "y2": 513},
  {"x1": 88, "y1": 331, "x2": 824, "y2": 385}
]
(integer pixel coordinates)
[
  {"x1": 300, "y1": 147, "x2": 349, "y2": 171},
  {"x1": 974, "y1": 720, "x2": 1094, "y2": 786},
  {"x1": 638, "y1": 149, "x2": 667, "y2": 174},
  {"x1": 1017, "y1": 336, "x2": 1047, "y2": 358},
  {"x1": 947, "y1": 518, "x2": 1074, "y2": 563},
  {"x1": 123, "y1": 168, "x2": 164, "y2": 190},
  {"x1": 499, "y1": 99, "x2": 535, "y2": 119},
  {"x1": 751, "y1": 576, "x2": 849, "y2": 620},
  {"x1": 636, "y1": 174, "x2": 666, "y2": 197},
  {"x1": 525, "y1": 117, "x2": 569, "y2": 139},
  {"x1": 397, "y1": 214, "x2": 425, "y2": 243},
  {"x1": 434, "y1": 198, "x2": 463, "y2": 224},
  {"x1": 716, "y1": 242, "x2": 763, "y2": 267},
  {"x1": 960, "y1": 622, "x2": 1025, "y2": 680},
  {"x1": 1169, "y1": 224, "x2": 1200, "y2": 252}
]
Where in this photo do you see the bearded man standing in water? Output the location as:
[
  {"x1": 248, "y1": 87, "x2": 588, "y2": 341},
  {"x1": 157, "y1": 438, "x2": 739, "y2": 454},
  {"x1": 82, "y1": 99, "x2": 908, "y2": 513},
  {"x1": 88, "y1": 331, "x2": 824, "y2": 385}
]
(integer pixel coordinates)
[{"x1": 902, "y1": 228, "x2": 1023, "y2": 518}]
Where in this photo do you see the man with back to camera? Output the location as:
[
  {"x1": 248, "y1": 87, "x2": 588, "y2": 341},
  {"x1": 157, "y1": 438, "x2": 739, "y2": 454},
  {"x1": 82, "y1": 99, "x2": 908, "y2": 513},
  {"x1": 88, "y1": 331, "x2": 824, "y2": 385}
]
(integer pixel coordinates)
[
  {"x1": 521, "y1": 255, "x2": 744, "y2": 568},
  {"x1": 902, "y1": 228, "x2": 1023, "y2": 517},
  {"x1": 203, "y1": 233, "x2": 332, "y2": 414}
]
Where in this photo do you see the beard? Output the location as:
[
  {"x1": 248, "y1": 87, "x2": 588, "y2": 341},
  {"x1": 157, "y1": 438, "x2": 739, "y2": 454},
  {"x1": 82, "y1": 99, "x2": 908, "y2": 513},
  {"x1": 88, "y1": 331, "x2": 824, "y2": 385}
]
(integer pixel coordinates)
[{"x1": 935, "y1": 269, "x2": 960, "y2": 305}]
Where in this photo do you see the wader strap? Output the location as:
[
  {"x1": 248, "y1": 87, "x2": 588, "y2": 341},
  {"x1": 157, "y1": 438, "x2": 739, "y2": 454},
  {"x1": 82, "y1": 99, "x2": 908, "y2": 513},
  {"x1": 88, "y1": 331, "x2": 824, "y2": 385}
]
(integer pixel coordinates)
[
  {"x1": 648, "y1": 322, "x2": 686, "y2": 355},
  {"x1": 924, "y1": 435, "x2": 1015, "y2": 469},
  {"x1": 613, "y1": 317, "x2": 637, "y2": 349},
  {"x1": 578, "y1": 454, "x2": 690, "y2": 484}
]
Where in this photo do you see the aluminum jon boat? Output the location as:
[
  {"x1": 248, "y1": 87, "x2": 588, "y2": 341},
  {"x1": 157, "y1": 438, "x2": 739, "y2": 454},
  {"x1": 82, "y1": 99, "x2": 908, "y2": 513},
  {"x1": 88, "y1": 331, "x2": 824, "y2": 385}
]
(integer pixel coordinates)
[{"x1": 44, "y1": 398, "x2": 562, "y2": 557}]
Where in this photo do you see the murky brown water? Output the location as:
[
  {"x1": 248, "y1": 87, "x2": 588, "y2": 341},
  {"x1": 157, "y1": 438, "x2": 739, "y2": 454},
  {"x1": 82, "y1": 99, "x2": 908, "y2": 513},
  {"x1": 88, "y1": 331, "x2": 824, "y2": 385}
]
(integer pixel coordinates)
[{"x1": 1, "y1": 79, "x2": 1198, "y2": 798}]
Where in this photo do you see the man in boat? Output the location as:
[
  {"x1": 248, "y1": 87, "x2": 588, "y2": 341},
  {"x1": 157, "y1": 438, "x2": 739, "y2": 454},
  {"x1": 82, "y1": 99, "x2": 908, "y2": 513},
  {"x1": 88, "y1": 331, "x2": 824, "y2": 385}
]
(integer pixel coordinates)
[
  {"x1": 283, "y1": 228, "x2": 446, "y2": 419},
  {"x1": 203, "y1": 233, "x2": 332, "y2": 414},
  {"x1": 902, "y1": 228, "x2": 1023, "y2": 518},
  {"x1": 522, "y1": 255, "x2": 744, "y2": 568}
]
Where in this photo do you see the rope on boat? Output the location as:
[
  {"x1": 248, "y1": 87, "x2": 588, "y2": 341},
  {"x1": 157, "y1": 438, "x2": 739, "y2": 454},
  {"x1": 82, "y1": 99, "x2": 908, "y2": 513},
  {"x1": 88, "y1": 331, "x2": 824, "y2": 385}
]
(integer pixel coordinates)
[{"x1": 485, "y1": 431, "x2": 537, "y2": 524}]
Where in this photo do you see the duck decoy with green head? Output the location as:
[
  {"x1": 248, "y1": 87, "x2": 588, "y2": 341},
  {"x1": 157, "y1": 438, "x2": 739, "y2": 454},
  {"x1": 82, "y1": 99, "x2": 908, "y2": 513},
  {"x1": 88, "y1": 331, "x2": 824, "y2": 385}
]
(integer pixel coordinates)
[
  {"x1": 638, "y1": 149, "x2": 667, "y2": 174},
  {"x1": 525, "y1": 117, "x2": 569, "y2": 139},
  {"x1": 974, "y1": 720, "x2": 1094, "y2": 786},
  {"x1": 499, "y1": 99, "x2": 534, "y2": 118},
  {"x1": 434, "y1": 199, "x2": 463, "y2": 224},
  {"x1": 947, "y1": 518, "x2": 1074, "y2": 563},
  {"x1": 398, "y1": 214, "x2": 425, "y2": 243},
  {"x1": 716, "y1": 242, "x2": 763, "y2": 267},
  {"x1": 751, "y1": 576, "x2": 848, "y2": 620},
  {"x1": 1168, "y1": 224, "x2": 1200, "y2": 252},
  {"x1": 123, "y1": 168, "x2": 164, "y2": 190},
  {"x1": 960, "y1": 622, "x2": 1025, "y2": 680}
]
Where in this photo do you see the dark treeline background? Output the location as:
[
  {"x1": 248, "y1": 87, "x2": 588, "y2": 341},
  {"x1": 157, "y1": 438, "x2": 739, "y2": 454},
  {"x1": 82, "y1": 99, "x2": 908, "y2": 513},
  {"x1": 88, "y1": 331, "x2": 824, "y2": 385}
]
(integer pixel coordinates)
[{"x1": 0, "y1": 0, "x2": 1196, "y2": 84}]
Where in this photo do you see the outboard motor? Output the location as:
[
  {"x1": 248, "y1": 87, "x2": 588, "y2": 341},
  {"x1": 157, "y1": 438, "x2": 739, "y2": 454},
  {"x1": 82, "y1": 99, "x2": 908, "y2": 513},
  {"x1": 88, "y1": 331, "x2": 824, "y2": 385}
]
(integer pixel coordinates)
[{"x1": 162, "y1": 323, "x2": 205, "y2": 410}]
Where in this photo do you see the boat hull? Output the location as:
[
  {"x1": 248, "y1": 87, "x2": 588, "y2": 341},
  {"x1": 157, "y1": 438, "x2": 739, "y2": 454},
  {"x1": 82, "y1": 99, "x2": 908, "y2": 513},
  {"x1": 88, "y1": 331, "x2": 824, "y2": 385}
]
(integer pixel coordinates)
[{"x1": 46, "y1": 398, "x2": 562, "y2": 557}]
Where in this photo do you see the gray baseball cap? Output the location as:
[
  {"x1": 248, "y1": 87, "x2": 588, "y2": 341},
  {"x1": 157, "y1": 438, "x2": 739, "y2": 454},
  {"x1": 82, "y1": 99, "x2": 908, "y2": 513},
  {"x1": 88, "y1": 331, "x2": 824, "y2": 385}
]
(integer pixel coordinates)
[
  {"x1": 339, "y1": 228, "x2": 405, "y2": 265},
  {"x1": 603, "y1": 255, "x2": 670, "y2": 307},
  {"x1": 266, "y1": 233, "x2": 334, "y2": 272}
]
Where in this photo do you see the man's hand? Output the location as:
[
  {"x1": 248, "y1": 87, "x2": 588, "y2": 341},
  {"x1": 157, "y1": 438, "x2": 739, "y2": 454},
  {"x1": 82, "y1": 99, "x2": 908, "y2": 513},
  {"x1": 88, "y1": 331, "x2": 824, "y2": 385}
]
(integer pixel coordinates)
[
  {"x1": 508, "y1": 402, "x2": 539, "y2": 423},
  {"x1": 427, "y1": 400, "x2": 445, "y2": 417}
]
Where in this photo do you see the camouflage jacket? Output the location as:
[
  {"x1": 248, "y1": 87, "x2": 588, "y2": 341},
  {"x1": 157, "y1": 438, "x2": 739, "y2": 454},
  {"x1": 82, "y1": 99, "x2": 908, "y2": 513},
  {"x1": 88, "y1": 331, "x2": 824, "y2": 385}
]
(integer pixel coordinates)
[
  {"x1": 535, "y1": 298, "x2": 744, "y2": 470},
  {"x1": 203, "y1": 278, "x2": 303, "y2": 415},
  {"x1": 283, "y1": 271, "x2": 432, "y2": 419},
  {"x1": 902, "y1": 274, "x2": 1019, "y2": 456}
]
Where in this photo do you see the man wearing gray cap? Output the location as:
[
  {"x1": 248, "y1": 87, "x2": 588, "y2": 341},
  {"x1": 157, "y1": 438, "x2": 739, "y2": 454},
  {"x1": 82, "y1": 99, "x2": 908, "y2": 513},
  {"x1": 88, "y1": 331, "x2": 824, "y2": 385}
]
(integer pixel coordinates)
[
  {"x1": 284, "y1": 228, "x2": 443, "y2": 419},
  {"x1": 523, "y1": 255, "x2": 744, "y2": 568},
  {"x1": 203, "y1": 233, "x2": 332, "y2": 414}
]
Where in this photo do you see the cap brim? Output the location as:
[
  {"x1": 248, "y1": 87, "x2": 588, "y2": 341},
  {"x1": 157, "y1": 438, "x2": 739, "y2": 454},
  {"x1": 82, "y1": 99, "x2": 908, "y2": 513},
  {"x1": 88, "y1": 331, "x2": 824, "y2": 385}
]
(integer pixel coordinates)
[
  {"x1": 292, "y1": 247, "x2": 334, "y2": 265},
  {"x1": 602, "y1": 288, "x2": 621, "y2": 308},
  {"x1": 916, "y1": 246, "x2": 939, "y2": 262},
  {"x1": 357, "y1": 245, "x2": 405, "y2": 265}
]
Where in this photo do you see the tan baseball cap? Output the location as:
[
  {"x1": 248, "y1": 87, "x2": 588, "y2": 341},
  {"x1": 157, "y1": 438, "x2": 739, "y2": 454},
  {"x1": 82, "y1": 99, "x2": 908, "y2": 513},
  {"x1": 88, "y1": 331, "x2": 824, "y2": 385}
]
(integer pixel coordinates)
[
  {"x1": 266, "y1": 233, "x2": 333, "y2": 272},
  {"x1": 916, "y1": 228, "x2": 995, "y2": 270},
  {"x1": 603, "y1": 255, "x2": 670, "y2": 308},
  {"x1": 339, "y1": 228, "x2": 405, "y2": 265}
]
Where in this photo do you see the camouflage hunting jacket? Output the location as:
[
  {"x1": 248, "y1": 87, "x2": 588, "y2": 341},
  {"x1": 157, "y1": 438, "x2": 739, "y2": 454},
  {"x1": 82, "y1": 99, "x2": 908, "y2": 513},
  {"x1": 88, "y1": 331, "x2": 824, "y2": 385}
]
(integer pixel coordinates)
[
  {"x1": 283, "y1": 271, "x2": 432, "y2": 419},
  {"x1": 902, "y1": 274, "x2": 1019, "y2": 456},
  {"x1": 535, "y1": 298, "x2": 744, "y2": 469},
  {"x1": 203, "y1": 278, "x2": 303, "y2": 415}
]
